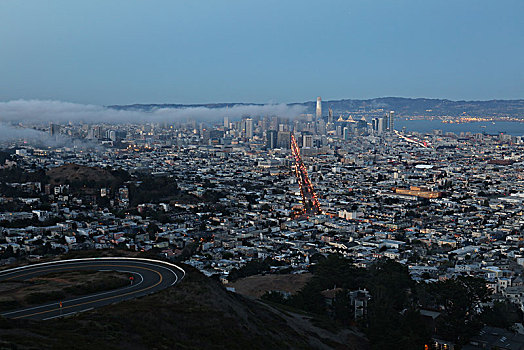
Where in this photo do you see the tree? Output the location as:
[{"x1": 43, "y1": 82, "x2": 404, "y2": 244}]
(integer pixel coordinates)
[
  {"x1": 0, "y1": 245, "x2": 15, "y2": 259},
  {"x1": 146, "y1": 222, "x2": 161, "y2": 234},
  {"x1": 428, "y1": 276, "x2": 490, "y2": 345},
  {"x1": 332, "y1": 290, "x2": 352, "y2": 323},
  {"x1": 146, "y1": 222, "x2": 161, "y2": 240},
  {"x1": 261, "y1": 291, "x2": 287, "y2": 304},
  {"x1": 222, "y1": 252, "x2": 234, "y2": 259},
  {"x1": 481, "y1": 301, "x2": 522, "y2": 329},
  {"x1": 289, "y1": 284, "x2": 326, "y2": 314}
]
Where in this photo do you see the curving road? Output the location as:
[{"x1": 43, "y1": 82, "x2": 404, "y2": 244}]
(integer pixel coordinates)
[{"x1": 0, "y1": 257, "x2": 185, "y2": 320}]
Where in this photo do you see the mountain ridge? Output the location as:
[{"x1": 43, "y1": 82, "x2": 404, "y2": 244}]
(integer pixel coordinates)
[{"x1": 109, "y1": 97, "x2": 524, "y2": 117}]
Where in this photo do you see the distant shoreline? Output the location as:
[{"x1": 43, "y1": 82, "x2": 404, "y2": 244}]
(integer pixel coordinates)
[{"x1": 396, "y1": 118, "x2": 524, "y2": 136}]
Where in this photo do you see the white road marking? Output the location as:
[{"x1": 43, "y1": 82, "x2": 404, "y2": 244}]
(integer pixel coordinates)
[
  {"x1": 0, "y1": 257, "x2": 185, "y2": 283},
  {"x1": 0, "y1": 257, "x2": 185, "y2": 319},
  {"x1": 43, "y1": 307, "x2": 94, "y2": 320},
  {"x1": 1, "y1": 270, "x2": 144, "y2": 316}
]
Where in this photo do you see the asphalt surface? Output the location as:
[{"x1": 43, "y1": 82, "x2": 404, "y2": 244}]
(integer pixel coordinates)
[{"x1": 0, "y1": 257, "x2": 184, "y2": 320}]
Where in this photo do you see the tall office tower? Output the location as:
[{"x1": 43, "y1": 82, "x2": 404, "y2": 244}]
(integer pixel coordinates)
[
  {"x1": 49, "y1": 123, "x2": 60, "y2": 136},
  {"x1": 312, "y1": 136, "x2": 323, "y2": 148},
  {"x1": 245, "y1": 118, "x2": 254, "y2": 139},
  {"x1": 328, "y1": 107, "x2": 333, "y2": 124},
  {"x1": 386, "y1": 111, "x2": 395, "y2": 131},
  {"x1": 93, "y1": 125, "x2": 102, "y2": 139},
  {"x1": 303, "y1": 134, "x2": 313, "y2": 148},
  {"x1": 261, "y1": 116, "x2": 270, "y2": 131},
  {"x1": 343, "y1": 127, "x2": 350, "y2": 140},
  {"x1": 316, "y1": 97, "x2": 322, "y2": 120},
  {"x1": 277, "y1": 131, "x2": 291, "y2": 148},
  {"x1": 223, "y1": 116, "x2": 229, "y2": 128},
  {"x1": 372, "y1": 118, "x2": 385, "y2": 135},
  {"x1": 316, "y1": 119, "x2": 326, "y2": 135},
  {"x1": 378, "y1": 117, "x2": 385, "y2": 134},
  {"x1": 258, "y1": 118, "x2": 265, "y2": 132},
  {"x1": 336, "y1": 125, "x2": 342, "y2": 137},
  {"x1": 270, "y1": 117, "x2": 279, "y2": 131},
  {"x1": 105, "y1": 129, "x2": 113, "y2": 140},
  {"x1": 266, "y1": 130, "x2": 278, "y2": 149}
]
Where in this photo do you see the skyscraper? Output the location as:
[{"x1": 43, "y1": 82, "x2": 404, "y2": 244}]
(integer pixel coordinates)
[
  {"x1": 303, "y1": 134, "x2": 313, "y2": 148},
  {"x1": 328, "y1": 107, "x2": 333, "y2": 124},
  {"x1": 378, "y1": 117, "x2": 385, "y2": 135},
  {"x1": 316, "y1": 97, "x2": 322, "y2": 120},
  {"x1": 372, "y1": 117, "x2": 385, "y2": 135},
  {"x1": 245, "y1": 118, "x2": 253, "y2": 139},
  {"x1": 93, "y1": 125, "x2": 101, "y2": 139},
  {"x1": 316, "y1": 118, "x2": 326, "y2": 135},
  {"x1": 343, "y1": 127, "x2": 349, "y2": 140},
  {"x1": 266, "y1": 130, "x2": 278, "y2": 149},
  {"x1": 387, "y1": 111, "x2": 395, "y2": 131},
  {"x1": 277, "y1": 131, "x2": 291, "y2": 148},
  {"x1": 49, "y1": 123, "x2": 60, "y2": 136},
  {"x1": 223, "y1": 116, "x2": 229, "y2": 128}
]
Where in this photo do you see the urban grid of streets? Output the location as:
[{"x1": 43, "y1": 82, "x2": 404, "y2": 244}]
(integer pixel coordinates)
[{"x1": 2, "y1": 111, "x2": 524, "y2": 310}]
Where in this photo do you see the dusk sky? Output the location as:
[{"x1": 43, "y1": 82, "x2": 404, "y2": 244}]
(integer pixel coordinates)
[{"x1": 1, "y1": 0, "x2": 522, "y2": 105}]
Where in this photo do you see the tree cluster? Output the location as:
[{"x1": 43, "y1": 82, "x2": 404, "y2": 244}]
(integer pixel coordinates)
[{"x1": 262, "y1": 255, "x2": 495, "y2": 349}]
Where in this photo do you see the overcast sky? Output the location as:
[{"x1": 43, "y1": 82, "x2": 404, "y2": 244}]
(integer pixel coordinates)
[{"x1": 0, "y1": 0, "x2": 522, "y2": 105}]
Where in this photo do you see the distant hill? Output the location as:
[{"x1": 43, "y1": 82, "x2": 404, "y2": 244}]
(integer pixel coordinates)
[
  {"x1": 46, "y1": 164, "x2": 116, "y2": 186},
  {"x1": 109, "y1": 97, "x2": 524, "y2": 117},
  {"x1": 303, "y1": 97, "x2": 524, "y2": 117},
  {"x1": 0, "y1": 264, "x2": 367, "y2": 350}
]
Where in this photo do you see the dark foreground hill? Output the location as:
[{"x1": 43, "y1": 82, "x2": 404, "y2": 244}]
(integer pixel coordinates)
[{"x1": 0, "y1": 265, "x2": 367, "y2": 350}]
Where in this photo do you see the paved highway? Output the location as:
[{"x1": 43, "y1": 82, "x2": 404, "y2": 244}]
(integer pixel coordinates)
[{"x1": 0, "y1": 257, "x2": 185, "y2": 320}]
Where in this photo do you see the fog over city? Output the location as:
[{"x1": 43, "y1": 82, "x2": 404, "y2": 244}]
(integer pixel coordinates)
[{"x1": 0, "y1": 100, "x2": 306, "y2": 125}]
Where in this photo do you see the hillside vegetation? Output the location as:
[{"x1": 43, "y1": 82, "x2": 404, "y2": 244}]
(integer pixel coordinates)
[
  {"x1": 0, "y1": 265, "x2": 367, "y2": 350},
  {"x1": 46, "y1": 164, "x2": 118, "y2": 187}
]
